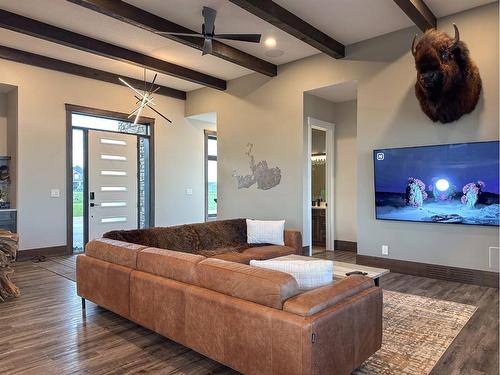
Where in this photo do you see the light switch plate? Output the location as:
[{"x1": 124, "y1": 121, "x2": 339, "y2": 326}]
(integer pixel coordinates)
[
  {"x1": 50, "y1": 189, "x2": 60, "y2": 198},
  {"x1": 186, "y1": 188, "x2": 193, "y2": 196},
  {"x1": 382, "y1": 245, "x2": 389, "y2": 256}
]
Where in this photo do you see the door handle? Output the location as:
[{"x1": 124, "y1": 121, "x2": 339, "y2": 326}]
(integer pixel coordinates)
[{"x1": 90, "y1": 203, "x2": 100, "y2": 207}]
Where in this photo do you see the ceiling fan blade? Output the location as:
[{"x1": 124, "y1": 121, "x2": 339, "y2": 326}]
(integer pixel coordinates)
[
  {"x1": 214, "y1": 34, "x2": 262, "y2": 43},
  {"x1": 155, "y1": 31, "x2": 204, "y2": 38},
  {"x1": 202, "y1": 38, "x2": 213, "y2": 55},
  {"x1": 202, "y1": 6, "x2": 217, "y2": 35}
]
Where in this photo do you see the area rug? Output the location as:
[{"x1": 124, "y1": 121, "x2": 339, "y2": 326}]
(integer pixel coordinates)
[{"x1": 353, "y1": 290, "x2": 477, "y2": 375}]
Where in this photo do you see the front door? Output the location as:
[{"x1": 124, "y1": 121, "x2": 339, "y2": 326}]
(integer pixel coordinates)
[{"x1": 88, "y1": 130, "x2": 138, "y2": 241}]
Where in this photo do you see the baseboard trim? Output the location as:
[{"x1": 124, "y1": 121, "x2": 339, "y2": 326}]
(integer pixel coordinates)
[
  {"x1": 357, "y1": 254, "x2": 499, "y2": 288},
  {"x1": 334, "y1": 240, "x2": 357, "y2": 252},
  {"x1": 17, "y1": 246, "x2": 69, "y2": 261}
]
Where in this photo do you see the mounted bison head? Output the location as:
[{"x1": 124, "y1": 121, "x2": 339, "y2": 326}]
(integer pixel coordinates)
[{"x1": 412, "y1": 24, "x2": 482, "y2": 123}]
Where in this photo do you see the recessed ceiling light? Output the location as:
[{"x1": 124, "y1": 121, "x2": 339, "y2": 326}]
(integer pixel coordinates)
[{"x1": 264, "y1": 37, "x2": 277, "y2": 48}]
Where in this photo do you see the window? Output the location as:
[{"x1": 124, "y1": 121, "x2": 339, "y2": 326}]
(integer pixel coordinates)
[{"x1": 205, "y1": 130, "x2": 217, "y2": 220}]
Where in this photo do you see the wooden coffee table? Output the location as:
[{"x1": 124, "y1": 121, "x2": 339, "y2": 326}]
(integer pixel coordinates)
[
  {"x1": 270, "y1": 254, "x2": 389, "y2": 286},
  {"x1": 332, "y1": 261, "x2": 389, "y2": 286}
]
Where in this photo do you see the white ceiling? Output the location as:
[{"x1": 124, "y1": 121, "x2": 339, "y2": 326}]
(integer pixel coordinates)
[
  {"x1": 125, "y1": 0, "x2": 319, "y2": 65},
  {"x1": 307, "y1": 81, "x2": 358, "y2": 103},
  {"x1": 273, "y1": 0, "x2": 497, "y2": 45},
  {"x1": 0, "y1": 0, "x2": 496, "y2": 93}
]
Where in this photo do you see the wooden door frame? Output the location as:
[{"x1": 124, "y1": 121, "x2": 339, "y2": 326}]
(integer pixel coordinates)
[{"x1": 65, "y1": 104, "x2": 155, "y2": 254}]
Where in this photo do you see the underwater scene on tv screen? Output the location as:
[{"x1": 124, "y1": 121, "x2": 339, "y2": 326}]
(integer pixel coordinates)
[{"x1": 374, "y1": 141, "x2": 499, "y2": 226}]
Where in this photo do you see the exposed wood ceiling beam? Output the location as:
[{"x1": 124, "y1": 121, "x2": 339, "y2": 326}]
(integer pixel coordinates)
[
  {"x1": 67, "y1": 0, "x2": 277, "y2": 77},
  {"x1": 393, "y1": 0, "x2": 436, "y2": 32},
  {"x1": 228, "y1": 0, "x2": 345, "y2": 59},
  {"x1": 0, "y1": 9, "x2": 226, "y2": 90},
  {"x1": 0, "y1": 45, "x2": 186, "y2": 100}
]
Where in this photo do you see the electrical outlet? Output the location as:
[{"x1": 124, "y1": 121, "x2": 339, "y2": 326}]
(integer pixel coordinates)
[
  {"x1": 185, "y1": 188, "x2": 193, "y2": 196},
  {"x1": 489, "y1": 247, "x2": 499, "y2": 270},
  {"x1": 50, "y1": 189, "x2": 60, "y2": 198},
  {"x1": 382, "y1": 245, "x2": 389, "y2": 256}
]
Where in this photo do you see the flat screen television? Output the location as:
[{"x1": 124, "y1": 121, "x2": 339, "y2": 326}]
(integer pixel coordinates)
[{"x1": 373, "y1": 141, "x2": 499, "y2": 226}]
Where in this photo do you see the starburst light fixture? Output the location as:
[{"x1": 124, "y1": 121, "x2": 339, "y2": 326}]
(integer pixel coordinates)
[{"x1": 119, "y1": 69, "x2": 172, "y2": 125}]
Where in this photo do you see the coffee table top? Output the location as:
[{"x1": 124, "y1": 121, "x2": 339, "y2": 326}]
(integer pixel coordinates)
[
  {"x1": 332, "y1": 261, "x2": 389, "y2": 280},
  {"x1": 271, "y1": 254, "x2": 389, "y2": 280}
]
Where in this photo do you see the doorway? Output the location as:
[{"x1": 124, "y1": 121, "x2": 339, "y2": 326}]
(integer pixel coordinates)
[
  {"x1": 66, "y1": 105, "x2": 155, "y2": 254},
  {"x1": 306, "y1": 117, "x2": 335, "y2": 255}
]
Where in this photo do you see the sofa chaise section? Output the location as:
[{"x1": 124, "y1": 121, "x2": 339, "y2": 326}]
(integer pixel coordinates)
[{"x1": 77, "y1": 231, "x2": 382, "y2": 375}]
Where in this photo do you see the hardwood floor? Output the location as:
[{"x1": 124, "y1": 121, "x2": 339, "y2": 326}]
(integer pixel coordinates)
[
  {"x1": 317, "y1": 250, "x2": 499, "y2": 375},
  {"x1": 0, "y1": 252, "x2": 497, "y2": 375}
]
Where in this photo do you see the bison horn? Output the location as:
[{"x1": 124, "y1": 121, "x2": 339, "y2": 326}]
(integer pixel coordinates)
[
  {"x1": 451, "y1": 23, "x2": 460, "y2": 50},
  {"x1": 411, "y1": 34, "x2": 419, "y2": 56}
]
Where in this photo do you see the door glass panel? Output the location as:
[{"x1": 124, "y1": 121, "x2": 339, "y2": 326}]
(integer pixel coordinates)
[
  {"x1": 100, "y1": 138, "x2": 127, "y2": 146},
  {"x1": 138, "y1": 137, "x2": 150, "y2": 229},
  {"x1": 101, "y1": 202, "x2": 127, "y2": 207},
  {"x1": 207, "y1": 159, "x2": 217, "y2": 217},
  {"x1": 72, "y1": 128, "x2": 85, "y2": 253},
  {"x1": 101, "y1": 154, "x2": 127, "y2": 161},
  {"x1": 72, "y1": 113, "x2": 149, "y2": 135},
  {"x1": 101, "y1": 186, "x2": 127, "y2": 192},
  {"x1": 207, "y1": 137, "x2": 217, "y2": 156},
  {"x1": 101, "y1": 170, "x2": 127, "y2": 176},
  {"x1": 101, "y1": 217, "x2": 127, "y2": 223}
]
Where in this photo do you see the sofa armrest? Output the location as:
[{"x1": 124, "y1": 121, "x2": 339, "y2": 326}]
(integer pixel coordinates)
[
  {"x1": 284, "y1": 229, "x2": 302, "y2": 255},
  {"x1": 283, "y1": 275, "x2": 374, "y2": 317}
]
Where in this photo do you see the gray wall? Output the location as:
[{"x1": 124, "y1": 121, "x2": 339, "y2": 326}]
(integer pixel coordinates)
[
  {"x1": 333, "y1": 100, "x2": 357, "y2": 243},
  {"x1": 0, "y1": 60, "x2": 209, "y2": 251},
  {"x1": 354, "y1": 7, "x2": 499, "y2": 271},
  {"x1": 303, "y1": 94, "x2": 358, "y2": 244},
  {"x1": 186, "y1": 3, "x2": 499, "y2": 271}
]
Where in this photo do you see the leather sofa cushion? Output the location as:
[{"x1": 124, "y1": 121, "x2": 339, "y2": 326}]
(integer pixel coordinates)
[
  {"x1": 196, "y1": 258, "x2": 299, "y2": 309},
  {"x1": 210, "y1": 251, "x2": 256, "y2": 264},
  {"x1": 283, "y1": 275, "x2": 374, "y2": 316},
  {"x1": 137, "y1": 247, "x2": 205, "y2": 285},
  {"x1": 242, "y1": 245, "x2": 296, "y2": 260},
  {"x1": 85, "y1": 238, "x2": 147, "y2": 269},
  {"x1": 207, "y1": 245, "x2": 296, "y2": 264}
]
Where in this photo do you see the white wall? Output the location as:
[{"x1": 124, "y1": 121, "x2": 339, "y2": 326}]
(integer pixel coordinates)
[
  {"x1": 0, "y1": 60, "x2": 208, "y2": 251},
  {"x1": 187, "y1": 3, "x2": 499, "y2": 271}
]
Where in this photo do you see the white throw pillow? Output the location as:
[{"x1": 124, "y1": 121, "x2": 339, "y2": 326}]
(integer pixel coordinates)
[
  {"x1": 250, "y1": 258, "x2": 333, "y2": 291},
  {"x1": 246, "y1": 219, "x2": 285, "y2": 246}
]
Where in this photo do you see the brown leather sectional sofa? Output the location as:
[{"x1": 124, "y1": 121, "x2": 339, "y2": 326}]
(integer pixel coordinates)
[{"x1": 77, "y1": 219, "x2": 382, "y2": 375}]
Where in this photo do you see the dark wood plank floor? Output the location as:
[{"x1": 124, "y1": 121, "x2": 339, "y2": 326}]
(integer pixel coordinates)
[
  {"x1": 0, "y1": 252, "x2": 497, "y2": 375},
  {"x1": 317, "y1": 251, "x2": 499, "y2": 375}
]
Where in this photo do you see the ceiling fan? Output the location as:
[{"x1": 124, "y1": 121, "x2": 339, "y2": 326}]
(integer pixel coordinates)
[{"x1": 156, "y1": 6, "x2": 262, "y2": 55}]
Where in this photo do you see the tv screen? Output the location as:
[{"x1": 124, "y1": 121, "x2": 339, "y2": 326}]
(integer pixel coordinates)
[{"x1": 374, "y1": 141, "x2": 499, "y2": 226}]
